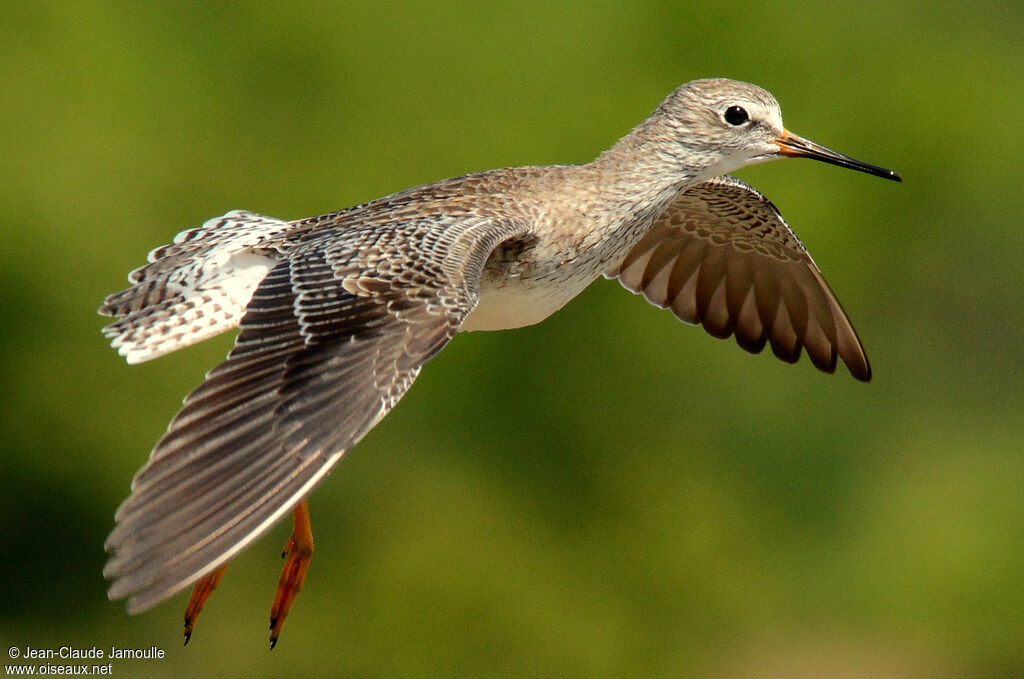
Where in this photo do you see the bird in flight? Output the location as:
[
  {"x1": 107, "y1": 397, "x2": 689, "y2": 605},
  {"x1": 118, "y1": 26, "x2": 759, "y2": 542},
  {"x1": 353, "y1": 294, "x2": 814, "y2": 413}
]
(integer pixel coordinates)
[{"x1": 99, "y1": 78, "x2": 900, "y2": 647}]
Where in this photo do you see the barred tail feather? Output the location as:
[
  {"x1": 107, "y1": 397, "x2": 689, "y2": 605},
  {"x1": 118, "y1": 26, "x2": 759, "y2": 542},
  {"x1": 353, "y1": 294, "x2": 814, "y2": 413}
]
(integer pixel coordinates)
[{"x1": 100, "y1": 211, "x2": 291, "y2": 364}]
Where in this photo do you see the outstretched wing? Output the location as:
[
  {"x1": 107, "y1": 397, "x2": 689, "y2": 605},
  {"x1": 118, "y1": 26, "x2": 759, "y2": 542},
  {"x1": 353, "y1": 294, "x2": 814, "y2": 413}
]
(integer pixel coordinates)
[
  {"x1": 613, "y1": 175, "x2": 870, "y2": 381},
  {"x1": 104, "y1": 215, "x2": 528, "y2": 613}
]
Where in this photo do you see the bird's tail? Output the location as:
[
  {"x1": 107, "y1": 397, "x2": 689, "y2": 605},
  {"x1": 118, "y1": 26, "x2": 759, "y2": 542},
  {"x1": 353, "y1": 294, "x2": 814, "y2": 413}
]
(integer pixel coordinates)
[{"x1": 100, "y1": 210, "x2": 292, "y2": 364}]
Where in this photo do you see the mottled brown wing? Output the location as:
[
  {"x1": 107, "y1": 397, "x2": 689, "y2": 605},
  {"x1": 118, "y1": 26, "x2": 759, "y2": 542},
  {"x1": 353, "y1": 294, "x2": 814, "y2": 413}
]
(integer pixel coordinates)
[
  {"x1": 615, "y1": 175, "x2": 870, "y2": 381},
  {"x1": 104, "y1": 216, "x2": 528, "y2": 614}
]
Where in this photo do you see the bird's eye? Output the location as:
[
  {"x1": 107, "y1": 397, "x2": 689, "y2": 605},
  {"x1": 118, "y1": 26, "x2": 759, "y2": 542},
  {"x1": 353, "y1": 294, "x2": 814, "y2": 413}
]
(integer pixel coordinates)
[{"x1": 724, "y1": 105, "x2": 749, "y2": 126}]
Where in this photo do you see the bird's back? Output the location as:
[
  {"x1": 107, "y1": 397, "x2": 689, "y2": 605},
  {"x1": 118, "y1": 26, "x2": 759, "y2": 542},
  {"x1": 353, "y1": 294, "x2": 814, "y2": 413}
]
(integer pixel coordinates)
[
  {"x1": 99, "y1": 167, "x2": 543, "y2": 362},
  {"x1": 101, "y1": 162, "x2": 657, "y2": 357}
]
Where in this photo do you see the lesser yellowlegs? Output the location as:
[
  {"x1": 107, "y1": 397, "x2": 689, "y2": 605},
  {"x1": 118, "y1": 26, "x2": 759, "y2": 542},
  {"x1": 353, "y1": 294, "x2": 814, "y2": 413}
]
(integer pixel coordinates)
[{"x1": 100, "y1": 78, "x2": 900, "y2": 646}]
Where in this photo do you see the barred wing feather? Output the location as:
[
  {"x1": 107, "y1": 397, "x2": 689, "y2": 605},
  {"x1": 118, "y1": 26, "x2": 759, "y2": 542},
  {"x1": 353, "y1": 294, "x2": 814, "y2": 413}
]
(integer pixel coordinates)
[
  {"x1": 103, "y1": 216, "x2": 528, "y2": 613},
  {"x1": 615, "y1": 175, "x2": 870, "y2": 381}
]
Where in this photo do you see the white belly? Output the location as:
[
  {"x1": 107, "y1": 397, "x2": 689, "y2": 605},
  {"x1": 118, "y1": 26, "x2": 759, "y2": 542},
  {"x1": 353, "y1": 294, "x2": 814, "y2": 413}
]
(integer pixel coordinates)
[{"x1": 460, "y1": 275, "x2": 593, "y2": 332}]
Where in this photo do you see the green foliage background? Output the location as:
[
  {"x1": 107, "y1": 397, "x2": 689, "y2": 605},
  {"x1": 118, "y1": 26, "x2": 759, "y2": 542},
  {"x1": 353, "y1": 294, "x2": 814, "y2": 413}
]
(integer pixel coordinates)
[{"x1": 2, "y1": 2, "x2": 1022, "y2": 677}]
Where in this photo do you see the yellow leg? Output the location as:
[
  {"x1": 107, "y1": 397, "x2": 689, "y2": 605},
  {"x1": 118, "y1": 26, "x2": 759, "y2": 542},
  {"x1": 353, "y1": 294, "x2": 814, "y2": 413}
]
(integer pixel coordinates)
[
  {"x1": 269, "y1": 500, "x2": 313, "y2": 649},
  {"x1": 183, "y1": 563, "x2": 228, "y2": 645}
]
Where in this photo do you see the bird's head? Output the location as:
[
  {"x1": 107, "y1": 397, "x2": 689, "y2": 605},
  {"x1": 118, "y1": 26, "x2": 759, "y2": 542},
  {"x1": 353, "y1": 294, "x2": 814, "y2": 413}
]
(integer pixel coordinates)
[{"x1": 653, "y1": 78, "x2": 901, "y2": 183}]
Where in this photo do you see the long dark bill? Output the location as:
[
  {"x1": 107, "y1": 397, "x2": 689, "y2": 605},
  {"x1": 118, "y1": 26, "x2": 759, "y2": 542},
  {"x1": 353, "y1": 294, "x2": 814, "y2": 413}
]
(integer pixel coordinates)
[{"x1": 776, "y1": 129, "x2": 901, "y2": 182}]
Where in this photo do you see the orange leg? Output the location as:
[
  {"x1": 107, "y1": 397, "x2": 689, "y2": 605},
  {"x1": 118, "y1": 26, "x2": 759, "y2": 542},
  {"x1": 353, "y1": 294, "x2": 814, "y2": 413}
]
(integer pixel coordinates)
[
  {"x1": 183, "y1": 563, "x2": 228, "y2": 645},
  {"x1": 269, "y1": 500, "x2": 314, "y2": 649}
]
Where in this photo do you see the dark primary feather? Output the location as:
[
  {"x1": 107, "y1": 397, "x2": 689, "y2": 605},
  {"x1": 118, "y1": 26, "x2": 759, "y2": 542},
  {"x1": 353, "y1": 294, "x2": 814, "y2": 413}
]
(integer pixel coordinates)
[
  {"x1": 616, "y1": 175, "x2": 871, "y2": 381},
  {"x1": 104, "y1": 213, "x2": 528, "y2": 613}
]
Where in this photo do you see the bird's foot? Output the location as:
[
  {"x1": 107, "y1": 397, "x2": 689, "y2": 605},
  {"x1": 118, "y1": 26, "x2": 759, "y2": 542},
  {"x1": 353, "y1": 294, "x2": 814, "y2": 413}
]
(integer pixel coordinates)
[
  {"x1": 183, "y1": 563, "x2": 229, "y2": 645},
  {"x1": 269, "y1": 500, "x2": 313, "y2": 649}
]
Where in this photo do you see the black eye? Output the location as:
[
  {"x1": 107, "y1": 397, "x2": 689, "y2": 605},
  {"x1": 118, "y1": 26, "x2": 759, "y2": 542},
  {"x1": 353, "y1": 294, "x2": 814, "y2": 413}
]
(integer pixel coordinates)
[{"x1": 724, "y1": 105, "x2": 749, "y2": 125}]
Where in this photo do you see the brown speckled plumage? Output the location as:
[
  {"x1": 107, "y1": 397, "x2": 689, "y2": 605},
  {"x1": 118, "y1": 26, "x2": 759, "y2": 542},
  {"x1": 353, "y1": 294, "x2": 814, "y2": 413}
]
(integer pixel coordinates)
[{"x1": 100, "y1": 79, "x2": 898, "y2": 615}]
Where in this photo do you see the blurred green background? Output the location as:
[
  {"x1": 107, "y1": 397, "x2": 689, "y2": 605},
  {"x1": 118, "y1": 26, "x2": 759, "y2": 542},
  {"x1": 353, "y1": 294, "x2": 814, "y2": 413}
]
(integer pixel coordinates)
[{"x1": 2, "y1": 1, "x2": 1022, "y2": 677}]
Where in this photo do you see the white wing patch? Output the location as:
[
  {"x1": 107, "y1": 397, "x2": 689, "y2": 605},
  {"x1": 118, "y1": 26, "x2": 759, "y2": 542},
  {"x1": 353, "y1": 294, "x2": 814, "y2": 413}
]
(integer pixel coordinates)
[{"x1": 100, "y1": 211, "x2": 291, "y2": 364}]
